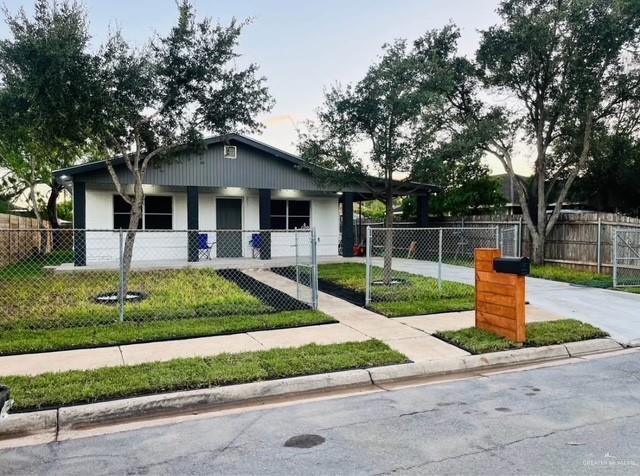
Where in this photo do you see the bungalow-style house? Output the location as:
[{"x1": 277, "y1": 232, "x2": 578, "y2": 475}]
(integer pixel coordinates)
[{"x1": 54, "y1": 134, "x2": 436, "y2": 266}]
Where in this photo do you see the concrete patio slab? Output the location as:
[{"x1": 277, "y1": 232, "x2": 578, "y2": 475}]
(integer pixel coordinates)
[
  {"x1": 120, "y1": 333, "x2": 264, "y2": 365},
  {"x1": 0, "y1": 347, "x2": 124, "y2": 377},
  {"x1": 248, "y1": 323, "x2": 368, "y2": 348}
]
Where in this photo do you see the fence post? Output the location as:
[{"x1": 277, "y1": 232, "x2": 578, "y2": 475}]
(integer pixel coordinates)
[
  {"x1": 495, "y1": 226, "x2": 500, "y2": 249},
  {"x1": 438, "y1": 228, "x2": 443, "y2": 292},
  {"x1": 596, "y1": 216, "x2": 602, "y2": 274},
  {"x1": 518, "y1": 216, "x2": 523, "y2": 256},
  {"x1": 118, "y1": 228, "x2": 125, "y2": 322},
  {"x1": 295, "y1": 230, "x2": 300, "y2": 300},
  {"x1": 613, "y1": 228, "x2": 618, "y2": 288},
  {"x1": 365, "y1": 226, "x2": 371, "y2": 306},
  {"x1": 311, "y1": 227, "x2": 318, "y2": 310}
]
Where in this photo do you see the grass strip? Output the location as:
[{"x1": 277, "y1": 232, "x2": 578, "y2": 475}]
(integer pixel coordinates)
[
  {"x1": 435, "y1": 319, "x2": 608, "y2": 354},
  {"x1": 530, "y1": 265, "x2": 613, "y2": 287},
  {"x1": 1, "y1": 340, "x2": 408, "y2": 412},
  {"x1": 0, "y1": 310, "x2": 335, "y2": 356}
]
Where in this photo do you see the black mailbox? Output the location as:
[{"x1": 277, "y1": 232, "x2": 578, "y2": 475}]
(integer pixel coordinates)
[{"x1": 493, "y1": 257, "x2": 530, "y2": 276}]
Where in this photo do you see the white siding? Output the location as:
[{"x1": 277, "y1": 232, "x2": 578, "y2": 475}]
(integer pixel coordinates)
[{"x1": 83, "y1": 186, "x2": 340, "y2": 262}]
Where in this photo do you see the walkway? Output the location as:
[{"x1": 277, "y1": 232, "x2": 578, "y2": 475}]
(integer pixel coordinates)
[
  {"x1": 376, "y1": 257, "x2": 640, "y2": 346},
  {"x1": 243, "y1": 269, "x2": 470, "y2": 363}
]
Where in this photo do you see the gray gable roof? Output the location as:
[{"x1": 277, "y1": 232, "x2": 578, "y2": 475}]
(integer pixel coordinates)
[{"x1": 54, "y1": 133, "x2": 438, "y2": 195}]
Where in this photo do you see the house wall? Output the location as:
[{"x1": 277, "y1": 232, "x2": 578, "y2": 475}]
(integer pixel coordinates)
[{"x1": 83, "y1": 186, "x2": 339, "y2": 263}]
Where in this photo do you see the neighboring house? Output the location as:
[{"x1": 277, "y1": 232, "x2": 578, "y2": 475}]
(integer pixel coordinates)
[{"x1": 54, "y1": 134, "x2": 437, "y2": 266}]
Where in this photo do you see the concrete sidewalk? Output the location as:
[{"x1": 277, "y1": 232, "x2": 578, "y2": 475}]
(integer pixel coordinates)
[
  {"x1": 0, "y1": 323, "x2": 370, "y2": 377},
  {"x1": 243, "y1": 269, "x2": 471, "y2": 363}
]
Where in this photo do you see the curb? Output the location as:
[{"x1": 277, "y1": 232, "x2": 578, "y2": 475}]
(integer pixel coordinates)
[{"x1": 0, "y1": 338, "x2": 626, "y2": 441}]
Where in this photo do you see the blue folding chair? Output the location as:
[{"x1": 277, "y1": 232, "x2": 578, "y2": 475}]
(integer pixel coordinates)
[
  {"x1": 249, "y1": 233, "x2": 263, "y2": 258},
  {"x1": 198, "y1": 233, "x2": 216, "y2": 260}
]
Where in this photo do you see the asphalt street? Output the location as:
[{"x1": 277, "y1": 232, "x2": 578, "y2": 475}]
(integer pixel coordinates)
[{"x1": 1, "y1": 351, "x2": 640, "y2": 475}]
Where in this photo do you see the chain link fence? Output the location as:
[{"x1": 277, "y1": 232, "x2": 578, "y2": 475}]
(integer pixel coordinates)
[
  {"x1": 365, "y1": 227, "x2": 499, "y2": 307},
  {"x1": 0, "y1": 228, "x2": 318, "y2": 334},
  {"x1": 613, "y1": 228, "x2": 640, "y2": 288}
]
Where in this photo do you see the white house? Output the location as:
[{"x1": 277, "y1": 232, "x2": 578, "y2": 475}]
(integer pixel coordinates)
[{"x1": 54, "y1": 134, "x2": 435, "y2": 266}]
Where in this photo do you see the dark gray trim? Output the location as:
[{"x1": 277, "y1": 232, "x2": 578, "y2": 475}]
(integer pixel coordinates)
[
  {"x1": 342, "y1": 192, "x2": 354, "y2": 257},
  {"x1": 187, "y1": 186, "x2": 199, "y2": 262},
  {"x1": 53, "y1": 133, "x2": 439, "y2": 195},
  {"x1": 417, "y1": 194, "x2": 429, "y2": 227},
  {"x1": 258, "y1": 189, "x2": 271, "y2": 260},
  {"x1": 73, "y1": 182, "x2": 86, "y2": 266}
]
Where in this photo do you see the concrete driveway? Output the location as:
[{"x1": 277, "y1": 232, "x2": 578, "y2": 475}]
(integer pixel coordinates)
[{"x1": 376, "y1": 258, "x2": 640, "y2": 346}]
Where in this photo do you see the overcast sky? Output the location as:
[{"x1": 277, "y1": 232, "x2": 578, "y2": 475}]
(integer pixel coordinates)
[{"x1": 1, "y1": 0, "x2": 532, "y2": 175}]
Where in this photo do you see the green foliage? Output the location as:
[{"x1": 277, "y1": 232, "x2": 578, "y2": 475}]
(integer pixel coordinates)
[
  {"x1": 56, "y1": 200, "x2": 73, "y2": 221},
  {"x1": 0, "y1": 311, "x2": 335, "y2": 355},
  {"x1": 0, "y1": 1, "x2": 99, "y2": 223},
  {"x1": 436, "y1": 319, "x2": 608, "y2": 354},
  {"x1": 298, "y1": 28, "x2": 459, "y2": 219},
  {"x1": 3, "y1": 340, "x2": 408, "y2": 411},
  {"x1": 572, "y1": 132, "x2": 640, "y2": 216},
  {"x1": 360, "y1": 200, "x2": 387, "y2": 219}
]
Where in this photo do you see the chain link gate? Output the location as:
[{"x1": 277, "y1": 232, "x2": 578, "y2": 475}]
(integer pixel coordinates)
[
  {"x1": 293, "y1": 228, "x2": 318, "y2": 309},
  {"x1": 613, "y1": 228, "x2": 640, "y2": 288},
  {"x1": 365, "y1": 226, "x2": 499, "y2": 307}
]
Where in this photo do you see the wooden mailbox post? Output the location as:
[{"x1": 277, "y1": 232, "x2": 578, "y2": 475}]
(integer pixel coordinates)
[{"x1": 475, "y1": 248, "x2": 526, "y2": 343}]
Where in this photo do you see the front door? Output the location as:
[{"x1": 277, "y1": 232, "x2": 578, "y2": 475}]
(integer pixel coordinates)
[{"x1": 216, "y1": 198, "x2": 242, "y2": 258}]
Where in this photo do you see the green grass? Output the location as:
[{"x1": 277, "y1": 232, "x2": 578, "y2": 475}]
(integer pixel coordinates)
[
  {"x1": 0, "y1": 310, "x2": 335, "y2": 356},
  {"x1": 435, "y1": 319, "x2": 608, "y2": 354},
  {"x1": 319, "y1": 263, "x2": 475, "y2": 317},
  {"x1": 0, "y1": 268, "x2": 271, "y2": 330},
  {"x1": 0, "y1": 250, "x2": 74, "y2": 280},
  {"x1": 530, "y1": 265, "x2": 613, "y2": 288},
  {"x1": 525, "y1": 319, "x2": 609, "y2": 346},
  {"x1": 2, "y1": 340, "x2": 408, "y2": 412}
]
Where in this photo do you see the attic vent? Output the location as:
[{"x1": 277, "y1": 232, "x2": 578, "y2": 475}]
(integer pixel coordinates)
[{"x1": 224, "y1": 145, "x2": 237, "y2": 159}]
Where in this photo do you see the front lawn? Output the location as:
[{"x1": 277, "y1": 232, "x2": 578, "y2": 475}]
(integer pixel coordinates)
[
  {"x1": 0, "y1": 257, "x2": 335, "y2": 355},
  {"x1": 2, "y1": 340, "x2": 408, "y2": 412},
  {"x1": 1, "y1": 269, "x2": 273, "y2": 330},
  {"x1": 0, "y1": 310, "x2": 335, "y2": 355},
  {"x1": 435, "y1": 319, "x2": 608, "y2": 354},
  {"x1": 318, "y1": 263, "x2": 475, "y2": 317}
]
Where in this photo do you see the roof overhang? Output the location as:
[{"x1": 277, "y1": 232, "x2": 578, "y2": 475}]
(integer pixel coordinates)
[{"x1": 53, "y1": 133, "x2": 440, "y2": 196}]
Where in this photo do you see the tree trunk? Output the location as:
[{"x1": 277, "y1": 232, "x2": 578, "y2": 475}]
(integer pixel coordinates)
[
  {"x1": 383, "y1": 179, "x2": 394, "y2": 284},
  {"x1": 120, "y1": 191, "x2": 143, "y2": 302},
  {"x1": 47, "y1": 182, "x2": 63, "y2": 250},
  {"x1": 530, "y1": 231, "x2": 545, "y2": 265}
]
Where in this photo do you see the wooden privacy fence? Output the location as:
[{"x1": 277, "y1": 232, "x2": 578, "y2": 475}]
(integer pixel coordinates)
[
  {"x1": 0, "y1": 214, "x2": 52, "y2": 266},
  {"x1": 434, "y1": 213, "x2": 640, "y2": 274}
]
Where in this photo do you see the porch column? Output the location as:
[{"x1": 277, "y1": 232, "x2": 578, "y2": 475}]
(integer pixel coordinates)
[
  {"x1": 416, "y1": 194, "x2": 429, "y2": 227},
  {"x1": 73, "y1": 181, "x2": 86, "y2": 267},
  {"x1": 259, "y1": 188, "x2": 271, "y2": 260},
  {"x1": 187, "y1": 186, "x2": 199, "y2": 262},
  {"x1": 342, "y1": 192, "x2": 354, "y2": 257}
]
